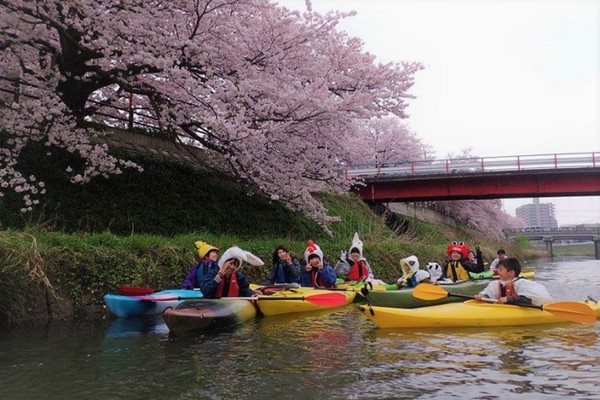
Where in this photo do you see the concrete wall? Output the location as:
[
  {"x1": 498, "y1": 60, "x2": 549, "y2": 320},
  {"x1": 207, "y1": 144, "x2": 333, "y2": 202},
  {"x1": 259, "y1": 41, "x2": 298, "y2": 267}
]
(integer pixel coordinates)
[{"x1": 387, "y1": 202, "x2": 459, "y2": 227}]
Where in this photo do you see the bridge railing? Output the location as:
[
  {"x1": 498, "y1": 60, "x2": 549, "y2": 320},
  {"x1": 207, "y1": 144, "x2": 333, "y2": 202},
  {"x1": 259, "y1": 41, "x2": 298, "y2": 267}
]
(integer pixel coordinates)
[
  {"x1": 346, "y1": 152, "x2": 599, "y2": 178},
  {"x1": 504, "y1": 226, "x2": 600, "y2": 234}
]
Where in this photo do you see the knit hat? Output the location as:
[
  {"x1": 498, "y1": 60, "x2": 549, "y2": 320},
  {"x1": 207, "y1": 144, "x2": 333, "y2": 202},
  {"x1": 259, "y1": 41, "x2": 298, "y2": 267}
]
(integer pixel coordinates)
[
  {"x1": 195, "y1": 241, "x2": 219, "y2": 258},
  {"x1": 400, "y1": 255, "x2": 420, "y2": 274},
  {"x1": 304, "y1": 239, "x2": 324, "y2": 263},
  {"x1": 348, "y1": 232, "x2": 364, "y2": 258},
  {"x1": 218, "y1": 246, "x2": 264, "y2": 269}
]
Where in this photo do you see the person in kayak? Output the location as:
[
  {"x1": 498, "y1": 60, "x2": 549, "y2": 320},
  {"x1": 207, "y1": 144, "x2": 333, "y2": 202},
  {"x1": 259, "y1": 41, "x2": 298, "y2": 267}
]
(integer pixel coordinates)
[
  {"x1": 489, "y1": 248, "x2": 508, "y2": 274},
  {"x1": 300, "y1": 239, "x2": 337, "y2": 288},
  {"x1": 474, "y1": 257, "x2": 552, "y2": 306},
  {"x1": 442, "y1": 242, "x2": 475, "y2": 282},
  {"x1": 265, "y1": 245, "x2": 302, "y2": 285},
  {"x1": 334, "y1": 232, "x2": 374, "y2": 283},
  {"x1": 181, "y1": 241, "x2": 219, "y2": 289},
  {"x1": 200, "y1": 246, "x2": 264, "y2": 298},
  {"x1": 463, "y1": 246, "x2": 485, "y2": 273},
  {"x1": 392, "y1": 255, "x2": 431, "y2": 289}
]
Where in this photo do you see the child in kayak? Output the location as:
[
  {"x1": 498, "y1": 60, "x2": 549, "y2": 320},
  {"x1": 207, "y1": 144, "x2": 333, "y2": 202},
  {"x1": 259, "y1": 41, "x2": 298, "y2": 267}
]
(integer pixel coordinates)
[
  {"x1": 474, "y1": 258, "x2": 552, "y2": 306},
  {"x1": 200, "y1": 246, "x2": 264, "y2": 298},
  {"x1": 442, "y1": 242, "x2": 474, "y2": 282},
  {"x1": 265, "y1": 245, "x2": 302, "y2": 285},
  {"x1": 334, "y1": 232, "x2": 374, "y2": 283},
  {"x1": 300, "y1": 240, "x2": 337, "y2": 288},
  {"x1": 181, "y1": 241, "x2": 219, "y2": 289},
  {"x1": 394, "y1": 255, "x2": 431, "y2": 289}
]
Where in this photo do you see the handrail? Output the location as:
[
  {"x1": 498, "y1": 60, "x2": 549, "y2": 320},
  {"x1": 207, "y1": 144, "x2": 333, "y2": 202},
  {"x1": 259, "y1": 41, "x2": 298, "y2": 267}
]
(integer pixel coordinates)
[{"x1": 346, "y1": 152, "x2": 600, "y2": 178}]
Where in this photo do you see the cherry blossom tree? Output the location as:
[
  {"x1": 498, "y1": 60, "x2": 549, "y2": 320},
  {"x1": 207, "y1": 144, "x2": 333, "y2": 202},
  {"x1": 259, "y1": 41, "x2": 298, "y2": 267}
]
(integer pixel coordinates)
[
  {"x1": 0, "y1": 0, "x2": 423, "y2": 228},
  {"x1": 431, "y1": 148, "x2": 513, "y2": 238},
  {"x1": 345, "y1": 116, "x2": 431, "y2": 165}
]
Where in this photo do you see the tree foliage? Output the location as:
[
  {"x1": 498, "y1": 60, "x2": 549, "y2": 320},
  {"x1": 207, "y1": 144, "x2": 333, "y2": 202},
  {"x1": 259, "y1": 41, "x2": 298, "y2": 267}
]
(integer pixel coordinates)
[
  {"x1": 0, "y1": 0, "x2": 422, "y2": 229},
  {"x1": 346, "y1": 116, "x2": 431, "y2": 165}
]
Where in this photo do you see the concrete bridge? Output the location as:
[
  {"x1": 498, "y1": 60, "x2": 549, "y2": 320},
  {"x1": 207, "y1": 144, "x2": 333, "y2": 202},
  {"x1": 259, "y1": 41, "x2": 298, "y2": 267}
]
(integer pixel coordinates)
[{"x1": 503, "y1": 227, "x2": 600, "y2": 259}]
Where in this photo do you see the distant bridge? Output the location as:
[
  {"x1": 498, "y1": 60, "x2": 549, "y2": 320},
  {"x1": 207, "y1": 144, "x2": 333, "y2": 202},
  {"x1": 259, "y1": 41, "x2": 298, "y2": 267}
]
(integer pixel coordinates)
[
  {"x1": 503, "y1": 226, "x2": 600, "y2": 259},
  {"x1": 347, "y1": 152, "x2": 600, "y2": 202}
]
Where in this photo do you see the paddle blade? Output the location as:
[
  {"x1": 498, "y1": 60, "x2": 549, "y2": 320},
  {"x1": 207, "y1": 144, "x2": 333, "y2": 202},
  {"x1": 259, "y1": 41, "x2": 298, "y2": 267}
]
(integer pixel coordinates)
[
  {"x1": 118, "y1": 285, "x2": 156, "y2": 296},
  {"x1": 412, "y1": 283, "x2": 450, "y2": 301},
  {"x1": 304, "y1": 292, "x2": 347, "y2": 306},
  {"x1": 542, "y1": 302, "x2": 597, "y2": 324}
]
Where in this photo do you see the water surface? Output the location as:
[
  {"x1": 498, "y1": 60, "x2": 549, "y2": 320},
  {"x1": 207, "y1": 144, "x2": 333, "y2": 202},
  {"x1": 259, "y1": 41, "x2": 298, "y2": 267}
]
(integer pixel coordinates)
[{"x1": 1, "y1": 259, "x2": 599, "y2": 399}]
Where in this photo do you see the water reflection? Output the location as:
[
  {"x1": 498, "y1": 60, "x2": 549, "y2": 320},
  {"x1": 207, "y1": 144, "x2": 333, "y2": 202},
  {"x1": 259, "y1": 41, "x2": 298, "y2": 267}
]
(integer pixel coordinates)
[{"x1": 1, "y1": 259, "x2": 599, "y2": 399}]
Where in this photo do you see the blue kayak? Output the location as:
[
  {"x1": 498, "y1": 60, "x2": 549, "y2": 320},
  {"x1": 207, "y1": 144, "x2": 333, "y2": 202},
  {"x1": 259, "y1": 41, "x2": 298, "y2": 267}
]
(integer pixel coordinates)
[{"x1": 104, "y1": 289, "x2": 203, "y2": 318}]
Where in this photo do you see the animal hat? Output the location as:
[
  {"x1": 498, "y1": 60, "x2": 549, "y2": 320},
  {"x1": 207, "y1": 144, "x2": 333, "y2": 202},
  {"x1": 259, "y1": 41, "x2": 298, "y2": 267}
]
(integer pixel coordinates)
[
  {"x1": 218, "y1": 246, "x2": 264, "y2": 270},
  {"x1": 400, "y1": 255, "x2": 420, "y2": 275},
  {"x1": 348, "y1": 232, "x2": 364, "y2": 258},
  {"x1": 446, "y1": 241, "x2": 470, "y2": 258},
  {"x1": 426, "y1": 261, "x2": 448, "y2": 282},
  {"x1": 304, "y1": 239, "x2": 324, "y2": 263}
]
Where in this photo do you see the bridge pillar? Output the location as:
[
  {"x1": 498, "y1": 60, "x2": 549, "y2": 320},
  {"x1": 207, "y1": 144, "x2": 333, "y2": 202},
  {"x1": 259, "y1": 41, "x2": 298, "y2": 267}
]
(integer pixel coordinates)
[
  {"x1": 594, "y1": 239, "x2": 600, "y2": 260},
  {"x1": 543, "y1": 237, "x2": 554, "y2": 258}
]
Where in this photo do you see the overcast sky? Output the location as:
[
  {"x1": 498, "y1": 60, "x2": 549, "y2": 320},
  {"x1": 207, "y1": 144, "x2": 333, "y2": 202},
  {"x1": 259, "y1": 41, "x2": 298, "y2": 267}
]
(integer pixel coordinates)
[{"x1": 277, "y1": 0, "x2": 600, "y2": 225}]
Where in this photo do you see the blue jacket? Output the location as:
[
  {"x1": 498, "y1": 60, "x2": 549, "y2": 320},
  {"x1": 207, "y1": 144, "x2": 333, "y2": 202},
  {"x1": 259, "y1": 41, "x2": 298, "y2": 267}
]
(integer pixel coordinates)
[
  {"x1": 181, "y1": 258, "x2": 218, "y2": 289},
  {"x1": 266, "y1": 259, "x2": 302, "y2": 285},
  {"x1": 300, "y1": 260, "x2": 337, "y2": 288},
  {"x1": 199, "y1": 264, "x2": 254, "y2": 298}
]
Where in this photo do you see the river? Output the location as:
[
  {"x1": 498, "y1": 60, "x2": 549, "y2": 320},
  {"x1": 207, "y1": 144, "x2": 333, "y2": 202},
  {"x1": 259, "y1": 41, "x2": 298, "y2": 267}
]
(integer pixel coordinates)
[{"x1": 1, "y1": 258, "x2": 599, "y2": 399}]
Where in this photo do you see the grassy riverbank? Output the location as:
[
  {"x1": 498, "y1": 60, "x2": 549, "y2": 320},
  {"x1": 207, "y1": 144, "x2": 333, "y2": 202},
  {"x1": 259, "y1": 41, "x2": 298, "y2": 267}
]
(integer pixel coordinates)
[
  {"x1": 0, "y1": 140, "x2": 539, "y2": 326},
  {"x1": 0, "y1": 193, "x2": 535, "y2": 326}
]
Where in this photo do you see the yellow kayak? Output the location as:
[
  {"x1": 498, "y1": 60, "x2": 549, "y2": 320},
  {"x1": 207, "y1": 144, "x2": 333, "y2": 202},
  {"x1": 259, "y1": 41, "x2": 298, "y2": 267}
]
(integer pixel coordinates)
[
  {"x1": 358, "y1": 299, "x2": 600, "y2": 328},
  {"x1": 256, "y1": 288, "x2": 356, "y2": 316}
]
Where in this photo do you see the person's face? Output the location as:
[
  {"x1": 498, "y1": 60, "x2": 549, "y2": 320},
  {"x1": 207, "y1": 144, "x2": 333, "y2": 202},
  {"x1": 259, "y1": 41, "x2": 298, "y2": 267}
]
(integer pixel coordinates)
[
  {"x1": 450, "y1": 251, "x2": 461, "y2": 260},
  {"x1": 499, "y1": 253, "x2": 507, "y2": 259},
  {"x1": 497, "y1": 265, "x2": 514, "y2": 281},
  {"x1": 308, "y1": 257, "x2": 321, "y2": 267},
  {"x1": 350, "y1": 251, "x2": 360, "y2": 261},
  {"x1": 277, "y1": 249, "x2": 288, "y2": 261},
  {"x1": 207, "y1": 250, "x2": 218, "y2": 261},
  {"x1": 222, "y1": 259, "x2": 239, "y2": 275},
  {"x1": 468, "y1": 252, "x2": 475, "y2": 260}
]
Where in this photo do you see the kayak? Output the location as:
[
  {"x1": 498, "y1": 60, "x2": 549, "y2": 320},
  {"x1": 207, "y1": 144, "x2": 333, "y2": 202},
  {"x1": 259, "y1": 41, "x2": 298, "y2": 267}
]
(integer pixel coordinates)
[
  {"x1": 255, "y1": 288, "x2": 357, "y2": 316},
  {"x1": 358, "y1": 299, "x2": 600, "y2": 328},
  {"x1": 360, "y1": 279, "x2": 491, "y2": 308},
  {"x1": 163, "y1": 298, "x2": 257, "y2": 335},
  {"x1": 103, "y1": 289, "x2": 203, "y2": 318}
]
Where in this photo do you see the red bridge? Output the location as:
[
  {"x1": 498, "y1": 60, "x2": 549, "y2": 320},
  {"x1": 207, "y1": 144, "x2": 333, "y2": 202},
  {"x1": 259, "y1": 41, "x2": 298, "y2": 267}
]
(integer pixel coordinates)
[{"x1": 348, "y1": 152, "x2": 600, "y2": 202}]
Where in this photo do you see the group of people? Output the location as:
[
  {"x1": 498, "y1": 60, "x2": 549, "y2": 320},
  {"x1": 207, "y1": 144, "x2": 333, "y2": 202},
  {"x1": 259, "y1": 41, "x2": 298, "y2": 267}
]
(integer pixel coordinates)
[
  {"x1": 180, "y1": 238, "x2": 341, "y2": 299},
  {"x1": 180, "y1": 236, "x2": 552, "y2": 307}
]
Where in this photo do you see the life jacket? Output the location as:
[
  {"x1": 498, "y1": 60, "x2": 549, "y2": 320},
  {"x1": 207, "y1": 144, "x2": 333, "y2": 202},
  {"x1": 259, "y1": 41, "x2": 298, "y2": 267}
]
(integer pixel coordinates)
[
  {"x1": 309, "y1": 269, "x2": 330, "y2": 288},
  {"x1": 214, "y1": 273, "x2": 240, "y2": 298},
  {"x1": 499, "y1": 280, "x2": 517, "y2": 298},
  {"x1": 347, "y1": 259, "x2": 368, "y2": 282},
  {"x1": 446, "y1": 260, "x2": 470, "y2": 282},
  {"x1": 194, "y1": 259, "x2": 214, "y2": 286}
]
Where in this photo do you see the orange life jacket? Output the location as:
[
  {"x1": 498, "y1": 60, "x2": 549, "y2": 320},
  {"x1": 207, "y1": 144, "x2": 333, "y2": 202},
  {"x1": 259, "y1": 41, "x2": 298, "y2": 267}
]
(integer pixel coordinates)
[
  {"x1": 214, "y1": 273, "x2": 240, "y2": 298},
  {"x1": 347, "y1": 260, "x2": 368, "y2": 282},
  {"x1": 499, "y1": 280, "x2": 517, "y2": 298}
]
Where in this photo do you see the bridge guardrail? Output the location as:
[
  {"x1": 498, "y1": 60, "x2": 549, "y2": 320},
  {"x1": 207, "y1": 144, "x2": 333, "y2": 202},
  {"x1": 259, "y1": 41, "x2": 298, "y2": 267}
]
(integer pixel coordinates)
[{"x1": 347, "y1": 152, "x2": 599, "y2": 178}]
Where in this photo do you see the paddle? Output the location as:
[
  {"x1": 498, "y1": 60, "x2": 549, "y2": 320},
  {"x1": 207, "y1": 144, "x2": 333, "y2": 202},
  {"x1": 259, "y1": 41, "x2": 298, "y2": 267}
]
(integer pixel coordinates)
[
  {"x1": 141, "y1": 292, "x2": 347, "y2": 307},
  {"x1": 412, "y1": 283, "x2": 597, "y2": 324}
]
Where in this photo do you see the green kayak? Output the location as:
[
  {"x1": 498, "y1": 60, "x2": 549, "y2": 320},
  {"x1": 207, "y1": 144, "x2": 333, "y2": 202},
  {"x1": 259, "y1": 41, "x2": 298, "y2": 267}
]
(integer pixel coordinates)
[{"x1": 360, "y1": 279, "x2": 492, "y2": 308}]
